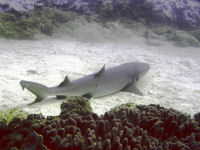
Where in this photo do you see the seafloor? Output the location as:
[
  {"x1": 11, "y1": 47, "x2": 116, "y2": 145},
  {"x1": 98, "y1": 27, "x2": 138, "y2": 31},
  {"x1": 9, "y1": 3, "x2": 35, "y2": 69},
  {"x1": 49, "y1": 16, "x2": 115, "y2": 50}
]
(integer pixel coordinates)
[{"x1": 0, "y1": 1, "x2": 200, "y2": 149}]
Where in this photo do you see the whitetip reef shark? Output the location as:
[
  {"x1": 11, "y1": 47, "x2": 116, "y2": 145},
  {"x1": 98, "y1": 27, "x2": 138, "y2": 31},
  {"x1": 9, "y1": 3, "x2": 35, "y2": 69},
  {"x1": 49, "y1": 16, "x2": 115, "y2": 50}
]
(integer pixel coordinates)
[{"x1": 20, "y1": 62, "x2": 150, "y2": 105}]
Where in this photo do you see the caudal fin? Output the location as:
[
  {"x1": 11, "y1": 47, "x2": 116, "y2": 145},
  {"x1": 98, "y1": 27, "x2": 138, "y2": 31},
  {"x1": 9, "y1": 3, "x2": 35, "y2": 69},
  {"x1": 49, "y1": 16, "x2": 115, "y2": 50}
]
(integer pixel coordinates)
[{"x1": 20, "y1": 80, "x2": 50, "y2": 105}]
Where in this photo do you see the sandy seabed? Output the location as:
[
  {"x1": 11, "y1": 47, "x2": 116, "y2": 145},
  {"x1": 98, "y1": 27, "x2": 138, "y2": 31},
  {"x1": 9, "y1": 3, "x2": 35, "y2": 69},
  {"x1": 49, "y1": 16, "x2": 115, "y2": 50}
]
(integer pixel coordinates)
[{"x1": 0, "y1": 24, "x2": 200, "y2": 117}]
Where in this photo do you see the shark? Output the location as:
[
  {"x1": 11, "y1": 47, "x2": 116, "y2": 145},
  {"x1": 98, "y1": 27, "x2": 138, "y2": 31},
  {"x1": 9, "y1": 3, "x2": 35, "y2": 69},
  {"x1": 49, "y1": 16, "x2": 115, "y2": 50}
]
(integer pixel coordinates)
[{"x1": 20, "y1": 62, "x2": 150, "y2": 105}]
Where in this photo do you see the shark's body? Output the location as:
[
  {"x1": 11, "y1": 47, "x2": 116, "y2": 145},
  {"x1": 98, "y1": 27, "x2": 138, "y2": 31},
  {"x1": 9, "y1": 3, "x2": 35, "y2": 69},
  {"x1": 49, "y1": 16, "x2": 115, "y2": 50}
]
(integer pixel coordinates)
[{"x1": 20, "y1": 62, "x2": 150, "y2": 105}]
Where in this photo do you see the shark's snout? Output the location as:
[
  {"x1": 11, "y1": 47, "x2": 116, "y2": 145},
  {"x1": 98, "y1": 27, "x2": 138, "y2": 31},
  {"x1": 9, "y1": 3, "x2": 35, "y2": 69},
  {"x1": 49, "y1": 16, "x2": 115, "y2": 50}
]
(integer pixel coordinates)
[
  {"x1": 139, "y1": 62, "x2": 150, "y2": 73},
  {"x1": 135, "y1": 62, "x2": 150, "y2": 79},
  {"x1": 145, "y1": 63, "x2": 150, "y2": 71}
]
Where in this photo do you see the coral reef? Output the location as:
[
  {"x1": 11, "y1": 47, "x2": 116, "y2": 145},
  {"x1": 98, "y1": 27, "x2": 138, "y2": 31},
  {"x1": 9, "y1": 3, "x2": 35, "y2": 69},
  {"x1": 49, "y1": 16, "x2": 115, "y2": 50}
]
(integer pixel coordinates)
[
  {"x1": 0, "y1": 4, "x2": 199, "y2": 47},
  {"x1": 1, "y1": 0, "x2": 200, "y2": 28},
  {"x1": 0, "y1": 97, "x2": 200, "y2": 150},
  {"x1": 0, "y1": 6, "x2": 80, "y2": 39},
  {"x1": 0, "y1": 113, "x2": 46, "y2": 150},
  {"x1": 60, "y1": 96, "x2": 93, "y2": 116},
  {"x1": 194, "y1": 112, "x2": 200, "y2": 126},
  {"x1": 0, "y1": 107, "x2": 28, "y2": 125}
]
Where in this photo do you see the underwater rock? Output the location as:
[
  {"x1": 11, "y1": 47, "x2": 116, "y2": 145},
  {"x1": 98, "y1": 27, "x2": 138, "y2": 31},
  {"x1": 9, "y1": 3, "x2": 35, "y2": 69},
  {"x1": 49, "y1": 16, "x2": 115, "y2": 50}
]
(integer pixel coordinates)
[
  {"x1": 0, "y1": 98, "x2": 200, "y2": 150},
  {"x1": 143, "y1": 29, "x2": 163, "y2": 46},
  {"x1": 0, "y1": 0, "x2": 199, "y2": 28},
  {"x1": 0, "y1": 1, "x2": 199, "y2": 47},
  {"x1": 26, "y1": 70, "x2": 39, "y2": 75},
  {"x1": 189, "y1": 29, "x2": 200, "y2": 42},
  {"x1": 0, "y1": 0, "x2": 44, "y2": 13},
  {"x1": 150, "y1": 26, "x2": 200, "y2": 47},
  {"x1": 46, "y1": 0, "x2": 97, "y2": 14},
  {"x1": 166, "y1": 30, "x2": 200, "y2": 47},
  {"x1": 49, "y1": 0, "x2": 200, "y2": 28}
]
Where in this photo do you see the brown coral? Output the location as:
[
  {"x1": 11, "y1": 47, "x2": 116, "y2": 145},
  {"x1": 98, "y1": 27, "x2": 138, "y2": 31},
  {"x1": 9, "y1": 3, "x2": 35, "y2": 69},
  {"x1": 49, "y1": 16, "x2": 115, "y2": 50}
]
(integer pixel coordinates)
[{"x1": 0, "y1": 97, "x2": 200, "y2": 150}]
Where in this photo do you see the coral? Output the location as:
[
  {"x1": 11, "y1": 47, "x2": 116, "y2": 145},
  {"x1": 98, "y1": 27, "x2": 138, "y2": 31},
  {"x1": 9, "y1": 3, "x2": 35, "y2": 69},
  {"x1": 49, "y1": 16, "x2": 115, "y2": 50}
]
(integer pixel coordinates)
[
  {"x1": 0, "y1": 118, "x2": 29, "y2": 150},
  {"x1": 194, "y1": 112, "x2": 200, "y2": 126},
  {"x1": 0, "y1": 98, "x2": 200, "y2": 150},
  {"x1": 60, "y1": 96, "x2": 93, "y2": 116},
  {"x1": 0, "y1": 113, "x2": 46, "y2": 150},
  {"x1": 31, "y1": 102, "x2": 200, "y2": 150},
  {"x1": 0, "y1": 107, "x2": 28, "y2": 125},
  {"x1": 0, "y1": 6, "x2": 80, "y2": 39},
  {"x1": 20, "y1": 131, "x2": 48, "y2": 150},
  {"x1": 110, "y1": 102, "x2": 136, "y2": 112}
]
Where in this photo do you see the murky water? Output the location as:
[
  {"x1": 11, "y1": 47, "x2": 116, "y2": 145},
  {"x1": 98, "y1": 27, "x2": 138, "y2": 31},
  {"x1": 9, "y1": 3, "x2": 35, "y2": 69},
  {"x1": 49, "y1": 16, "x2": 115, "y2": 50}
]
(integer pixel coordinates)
[{"x1": 0, "y1": 21, "x2": 199, "y2": 117}]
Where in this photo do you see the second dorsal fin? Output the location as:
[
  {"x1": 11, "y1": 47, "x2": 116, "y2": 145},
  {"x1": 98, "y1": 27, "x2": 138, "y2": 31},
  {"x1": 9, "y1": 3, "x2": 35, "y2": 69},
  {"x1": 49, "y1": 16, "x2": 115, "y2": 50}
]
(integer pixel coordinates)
[
  {"x1": 58, "y1": 75, "x2": 70, "y2": 87},
  {"x1": 94, "y1": 65, "x2": 105, "y2": 78}
]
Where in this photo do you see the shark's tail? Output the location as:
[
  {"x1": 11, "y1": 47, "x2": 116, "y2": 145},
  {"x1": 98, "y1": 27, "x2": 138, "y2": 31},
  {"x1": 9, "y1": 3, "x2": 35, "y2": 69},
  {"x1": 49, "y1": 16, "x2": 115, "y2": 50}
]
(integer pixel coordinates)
[{"x1": 20, "y1": 80, "x2": 50, "y2": 105}]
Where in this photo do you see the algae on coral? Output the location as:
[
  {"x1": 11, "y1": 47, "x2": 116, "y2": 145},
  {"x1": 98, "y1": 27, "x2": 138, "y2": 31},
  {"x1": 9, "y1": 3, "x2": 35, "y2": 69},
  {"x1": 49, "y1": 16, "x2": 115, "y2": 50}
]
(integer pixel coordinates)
[
  {"x1": 0, "y1": 108, "x2": 28, "y2": 125},
  {"x1": 110, "y1": 102, "x2": 137, "y2": 113},
  {"x1": 60, "y1": 96, "x2": 93, "y2": 116},
  {"x1": 0, "y1": 7, "x2": 80, "y2": 39}
]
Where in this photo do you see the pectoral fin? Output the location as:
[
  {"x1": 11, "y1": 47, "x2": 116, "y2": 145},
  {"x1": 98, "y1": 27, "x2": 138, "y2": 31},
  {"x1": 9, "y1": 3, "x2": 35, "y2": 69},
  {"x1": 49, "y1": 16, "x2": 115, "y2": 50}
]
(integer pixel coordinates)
[
  {"x1": 82, "y1": 93, "x2": 92, "y2": 99},
  {"x1": 28, "y1": 96, "x2": 43, "y2": 106},
  {"x1": 56, "y1": 95, "x2": 67, "y2": 99},
  {"x1": 122, "y1": 83, "x2": 143, "y2": 96}
]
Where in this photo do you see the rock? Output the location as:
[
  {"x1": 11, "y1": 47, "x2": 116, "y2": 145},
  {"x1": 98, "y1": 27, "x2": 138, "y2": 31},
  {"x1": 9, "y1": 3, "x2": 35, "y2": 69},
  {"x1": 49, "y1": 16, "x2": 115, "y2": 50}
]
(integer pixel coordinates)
[
  {"x1": 150, "y1": 25, "x2": 200, "y2": 47},
  {"x1": 47, "y1": 0, "x2": 97, "y2": 14},
  {"x1": 27, "y1": 70, "x2": 39, "y2": 75},
  {"x1": 147, "y1": 0, "x2": 200, "y2": 28},
  {"x1": 151, "y1": 25, "x2": 173, "y2": 36},
  {"x1": 0, "y1": 0, "x2": 199, "y2": 47},
  {"x1": 189, "y1": 29, "x2": 200, "y2": 42},
  {"x1": 144, "y1": 29, "x2": 160, "y2": 39},
  {"x1": 0, "y1": 0, "x2": 200, "y2": 28},
  {"x1": 0, "y1": 0, "x2": 44, "y2": 13},
  {"x1": 144, "y1": 29, "x2": 163, "y2": 46},
  {"x1": 167, "y1": 30, "x2": 200, "y2": 47}
]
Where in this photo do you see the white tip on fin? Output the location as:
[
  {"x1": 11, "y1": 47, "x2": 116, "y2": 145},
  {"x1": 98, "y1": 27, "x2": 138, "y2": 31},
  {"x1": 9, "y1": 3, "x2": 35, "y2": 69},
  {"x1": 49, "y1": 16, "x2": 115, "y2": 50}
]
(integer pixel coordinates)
[
  {"x1": 94, "y1": 65, "x2": 105, "y2": 78},
  {"x1": 122, "y1": 83, "x2": 143, "y2": 96},
  {"x1": 58, "y1": 75, "x2": 70, "y2": 87}
]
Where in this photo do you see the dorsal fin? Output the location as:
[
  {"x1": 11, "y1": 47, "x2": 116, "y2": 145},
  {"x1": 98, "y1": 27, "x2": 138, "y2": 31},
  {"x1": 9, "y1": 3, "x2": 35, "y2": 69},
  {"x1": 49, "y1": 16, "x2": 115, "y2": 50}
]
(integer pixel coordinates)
[
  {"x1": 58, "y1": 75, "x2": 70, "y2": 87},
  {"x1": 94, "y1": 65, "x2": 105, "y2": 78}
]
